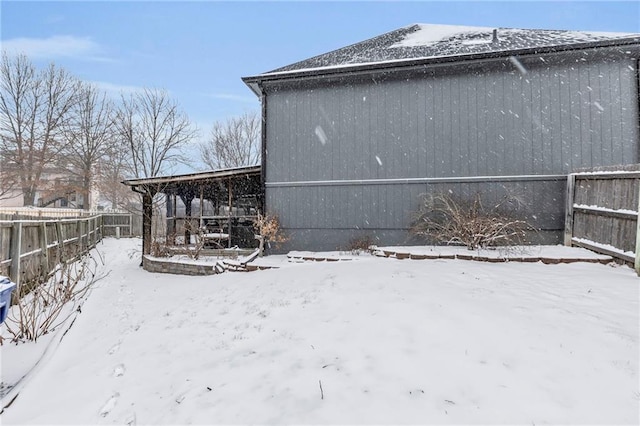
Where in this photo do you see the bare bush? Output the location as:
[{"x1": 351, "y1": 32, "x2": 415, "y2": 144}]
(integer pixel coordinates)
[
  {"x1": 182, "y1": 222, "x2": 206, "y2": 260},
  {"x1": 3, "y1": 251, "x2": 106, "y2": 343},
  {"x1": 253, "y1": 214, "x2": 288, "y2": 255},
  {"x1": 150, "y1": 239, "x2": 172, "y2": 258},
  {"x1": 410, "y1": 192, "x2": 535, "y2": 250},
  {"x1": 346, "y1": 235, "x2": 376, "y2": 255}
]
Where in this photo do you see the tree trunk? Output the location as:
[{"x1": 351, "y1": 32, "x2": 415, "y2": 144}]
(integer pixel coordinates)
[
  {"x1": 82, "y1": 173, "x2": 91, "y2": 210},
  {"x1": 183, "y1": 196, "x2": 193, "y2": 245},
  {"x1": 166, "y1": 194, "x2": 175, "y2": 245},
  {"x1": 142, "y1": 192, "x2": 153, "y2": 257},
  {"x1": 23, "y1": 187, "x2": 36, "y2": 206},
  {"x1": 179, "y1": 192, "x2": 195, "y2": 245}
]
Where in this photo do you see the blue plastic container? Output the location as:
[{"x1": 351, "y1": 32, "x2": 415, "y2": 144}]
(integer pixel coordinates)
[{"x1": 0, "y1": 276, "x2": 17, "y2": 324}]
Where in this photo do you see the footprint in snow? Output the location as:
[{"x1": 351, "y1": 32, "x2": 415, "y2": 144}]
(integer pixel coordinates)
[
  {"x1": 113, "y1": 364, "x2": 126, "y2": 377},
  {"x1": 108, "y1": 343, "x2": 121, "y2": 355},
  {"x1": 124, "y1": 412, "x2": 137, "y2": 425},
  {"x1": 99, "y1": 392, "x2": 120, "y2": 417}
]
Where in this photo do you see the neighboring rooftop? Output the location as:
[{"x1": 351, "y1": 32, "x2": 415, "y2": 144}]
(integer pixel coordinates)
[{"x1": 244, "y1": 23, "x2": 639, "y2": 82}]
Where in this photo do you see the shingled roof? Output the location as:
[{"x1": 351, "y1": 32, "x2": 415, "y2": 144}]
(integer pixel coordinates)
[{"x1": 243, "y1": 23, "x2": 639, "y2": 91}]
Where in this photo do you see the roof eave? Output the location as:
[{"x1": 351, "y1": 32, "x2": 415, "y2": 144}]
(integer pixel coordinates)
[
  {"x1": 122, "y1": 165, "x2": 262, "y2": 188},
  {"x1": 242, "y1": 36, "x2": 640, "y2": 86},
  {"x1": 241, "y1": 77, "x2": 263, "y2": 97}
]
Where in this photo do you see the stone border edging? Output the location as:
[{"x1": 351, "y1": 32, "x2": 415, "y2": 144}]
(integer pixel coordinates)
[
  {"x1": 142, "y1": 255, "x2": 277, "y2": 275},
  {"x1": 373, "y1": 248, "x2": 613, "y2": 265},
  {"x1": 142, "y1": 256, "x2": 225, "y2": 276}
]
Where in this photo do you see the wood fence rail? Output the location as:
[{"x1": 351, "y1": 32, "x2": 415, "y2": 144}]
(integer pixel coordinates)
[
  {"x1": 0, "y1": 216, "x2": 104, "y2": 287},
  {"x1": 0, "y1": 207, "x2": 110, "y2": 219},
  {"x1": 564, "y1": 167, "x2": 640, "y2": 274}
]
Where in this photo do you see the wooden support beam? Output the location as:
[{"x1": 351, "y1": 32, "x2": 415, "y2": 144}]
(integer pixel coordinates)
[
  {"x1": 199, "y1": 184, "x2": 204, "y2": 228},
  {"x1": 564, "y1": 174, "x2": 576, "y2": 246},
  {"x1": 228, "y1": 177, "x2": 232, "y2": 248},
  {"x1": 166, "y1": 193, "x2": 174, "y2": 243},
  {"x1": 635, "y1": 180, "x2": 640, "y2": 275}
]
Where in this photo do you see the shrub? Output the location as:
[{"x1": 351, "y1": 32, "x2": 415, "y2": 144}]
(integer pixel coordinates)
[
  {"x1": 3, "y1": 251, "x2": 105, "y2": 343},
  {"x1": 410, "y1": 192, "x2": 535, "y2": 250},
  {"x1": 346, "y1": 235, "x2": 376, "y2": 255},
  {"x1": 150, "y1": 239, "x2": 172, "y2": 258},
  {"x1": 253, "y1": 214, "x2": 288, "y2": 254}
]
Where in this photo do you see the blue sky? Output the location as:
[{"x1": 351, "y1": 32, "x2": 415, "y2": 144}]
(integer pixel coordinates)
[{"x1": 2, "y1": 1, "x2": 639, "y2": 154}]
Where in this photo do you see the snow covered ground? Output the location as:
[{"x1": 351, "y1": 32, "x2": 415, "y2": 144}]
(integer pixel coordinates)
[{"x1": 1, "y1": 238, "x2": 638, "y2": 424}]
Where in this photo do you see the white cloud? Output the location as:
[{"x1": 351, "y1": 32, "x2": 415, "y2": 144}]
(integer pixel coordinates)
[
  {"x1": 208, "y1": 93, "x2": 258, "y2": 103},
  {"x1": 91, "y1": 81, "x2": 146, "y2": 96},
  {"x1": 1, "y1": 35, "x2": 109, "y2": 61}
]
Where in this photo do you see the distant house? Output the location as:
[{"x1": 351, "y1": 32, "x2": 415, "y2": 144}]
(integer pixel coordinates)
[
  {"x1": 243, "y1": 23, "x2": 640, "y2": 251},
  {"x1": 0, "y1": 165, "x2": 92, "y2": 209}
]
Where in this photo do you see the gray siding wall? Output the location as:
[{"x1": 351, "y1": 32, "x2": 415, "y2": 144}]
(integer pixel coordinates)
[{"x1": 264, "y1": 49, "x2": 640, "y2": 251}]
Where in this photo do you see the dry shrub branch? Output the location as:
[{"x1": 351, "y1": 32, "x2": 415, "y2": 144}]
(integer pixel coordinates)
[
  {"x1": 253, "y1": 214, "x2": 288, "y2": 254},
  {"x1": 3, "y1": 251, "x2": 107, "y2": 343},
  {"x1": 410, "y1": 192, "x2": 536, "y2": 250}
]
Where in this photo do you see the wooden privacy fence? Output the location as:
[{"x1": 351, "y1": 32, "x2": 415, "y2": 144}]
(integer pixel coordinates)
[
  {"x1": 0, "y1": 216, "x2": 103, "y2": 287},
  {"x1": 564, "y1": 167, "x2": 640, "y2": 274},
  {"x1": 0, "y1": 207, "x2": 105, "y2": 219},
  {"x1": 101, "y1": 213, "x2": 138, "y2": 238}
]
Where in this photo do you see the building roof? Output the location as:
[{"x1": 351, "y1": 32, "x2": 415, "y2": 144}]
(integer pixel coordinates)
[
  {"x1": 243, "y1": 23, "x2": 640, "y2": 93},
  {"x1": 122, "y1": 165, "x2": 261, "y2": 189}
]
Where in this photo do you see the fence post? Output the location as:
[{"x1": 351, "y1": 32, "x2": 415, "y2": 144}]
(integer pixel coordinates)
[
  {"x1": 90, "y1": 217, "x2": 95, "y2": 247},
  {"x1": 87, "y1": 217, "x2": 92, "y2": 247},
  {"x1": 635, "y1": 180, "x2": 640, "y2": 276},
  {"x1": 97, "y1": 215, "x2": 103, "y2": 242},
  {"x1": 56, "y1": 220, "x2": 64, "y2": 262},
  {"x1": 9, "y1": 221, "x2": 22, "y2": 286},
  {"x1": 564, "y1": 173, "x2": 576, "y2": 246},
  {"x1": 38, "y1": 222, "x2": 48, "y2": 277}
]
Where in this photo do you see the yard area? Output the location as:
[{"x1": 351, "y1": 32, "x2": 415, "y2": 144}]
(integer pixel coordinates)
[{"x1": 1, "y1": 238, "x2": 638, "y2": 424}]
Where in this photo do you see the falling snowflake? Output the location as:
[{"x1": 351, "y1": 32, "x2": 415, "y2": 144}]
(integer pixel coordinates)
[{"x1": 314, "y1": 125, "x2": 328, "y2": 145}]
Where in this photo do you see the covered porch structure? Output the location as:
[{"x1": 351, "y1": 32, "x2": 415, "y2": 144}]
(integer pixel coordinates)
[{"x1": 123, "y1": 166, "x2": 262, "y2": 255}]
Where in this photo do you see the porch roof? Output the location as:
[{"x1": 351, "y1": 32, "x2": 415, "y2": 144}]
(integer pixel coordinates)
[{"x1": 122, "y1": 165, "x2": 261, "y2": 194}]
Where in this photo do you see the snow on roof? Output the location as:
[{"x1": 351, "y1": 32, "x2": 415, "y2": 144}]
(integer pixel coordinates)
[
  {"x1": 390, "y1": 24, "x2": 492, "y2": 48},
  {"x1": 249, "y1": 23, "x2": 639, "y2": 79},
  {"x1": 122, "y1": 165, "x2": 261, "y2": 187}
]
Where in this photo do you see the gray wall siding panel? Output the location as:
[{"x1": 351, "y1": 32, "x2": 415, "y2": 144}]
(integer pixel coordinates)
[
  {"x1": 266, "y1": 56, "x2": 637, "y2": 183},
  {"x1": 267, "y1": 179, "x2": 565, "y2": 229},
  {"x1": 264, "y1": 52, "x2": 639, "y2": 250}
]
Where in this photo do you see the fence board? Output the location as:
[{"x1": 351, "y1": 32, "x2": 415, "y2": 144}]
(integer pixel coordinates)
[
  {"x1": 566, "y1": 167, "x2": 640, "y2": 273},
  {"x1": 0, "y1": 216, "x2": 105, "y2": 287}
]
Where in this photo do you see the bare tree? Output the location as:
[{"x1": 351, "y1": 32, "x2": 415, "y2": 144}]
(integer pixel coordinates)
[
  {"x1": 95, "y1": 138, "x2": 136, "y2": 210},
  {"x1": 116, "y1": 88, "x2": 195, "y2": 179},
  {"x1": 0, "y1": 53, "x2": 79, "y2": 206},
  {"x1": 0, "y1": 159, "x2": 20, "y2": 200},
  {"x1": 62, "y1": 82, "x2": 114, "y2": 210},
  {"x1": 113, "y1": 88, "x2": 196, "y2": 254},
  {"x1": 199, "y1": 111, "x2": 260, "y2": 170}
]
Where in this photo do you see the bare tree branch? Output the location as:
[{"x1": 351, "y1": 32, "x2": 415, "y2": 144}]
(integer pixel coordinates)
[
  {"x1": 113, "y1": 87, "x2": 196, "y2": 255},
  {"x1": 0, "y1": 53, "x2": 79, "y2": 206},
  {"x1": 114, "y1": 88, "x2": 196, "y2": 181},
  {"x1": 199, "y1": 111, "x2": 260, "y2": 170},
  {"x1": 61, "y1": 82, "x2": 115, "y2": 210},
  {"x1": 95, "y1": 138, "x2": 137, "y2": 211}
]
